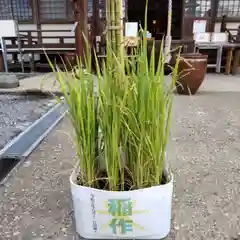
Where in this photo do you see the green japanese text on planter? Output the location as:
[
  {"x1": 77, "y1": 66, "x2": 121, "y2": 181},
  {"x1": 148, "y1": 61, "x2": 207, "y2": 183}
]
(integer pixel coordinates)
[{"x1": 70, "y1": 163, "x2": 173, "y2": 239}]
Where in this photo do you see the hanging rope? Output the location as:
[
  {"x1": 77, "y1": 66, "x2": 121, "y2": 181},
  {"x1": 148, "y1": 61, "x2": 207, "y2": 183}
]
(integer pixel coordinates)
[
  {"x1": 164, "y1": 0, "x2": 172, "y2": 63},
  {"x1": 166, "y1": 0, "x2": 172, "y2": 37}
]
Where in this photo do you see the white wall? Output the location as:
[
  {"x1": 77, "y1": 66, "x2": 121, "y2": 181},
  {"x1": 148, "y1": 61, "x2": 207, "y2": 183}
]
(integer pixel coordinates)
[
  {"x1": 41, "y1": 24, "x2": 75, "y2": 44},
  {"x1": 18, "y1": 24, "x2": 37, "y2": 31},
  {"x1": 215, "y1": 22, "x2": 239, "y2": 32},
  {"x1": 41, "y1": 23, "x2": 73, "y2": 31}
]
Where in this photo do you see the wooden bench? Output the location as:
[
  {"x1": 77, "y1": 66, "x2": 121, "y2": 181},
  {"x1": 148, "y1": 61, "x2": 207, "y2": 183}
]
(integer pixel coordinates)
[
  {"x1": 3, "y1": 29, "x2": 76, "y2": 72},
  {"x1": 230, "y1": 48, "x2": 240, "y2": 75},
  {"x1": 224, "y1": 26, "x2": 240, "y2": 74}
]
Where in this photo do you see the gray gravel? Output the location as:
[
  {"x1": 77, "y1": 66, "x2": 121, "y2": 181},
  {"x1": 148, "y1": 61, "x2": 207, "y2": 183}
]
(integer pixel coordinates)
[
  {"x1": 168, "y1": 92, "x2": 240, "y2": 240},
  {"x1": 0, "y1": 73, "x2": 42, "y2": 81},
  {"x1": 1, "y1": 91, "x2": 240, "y2": 239},
  {"x1": 0, "y1": 94, "x2": 56, "y2": 150}
]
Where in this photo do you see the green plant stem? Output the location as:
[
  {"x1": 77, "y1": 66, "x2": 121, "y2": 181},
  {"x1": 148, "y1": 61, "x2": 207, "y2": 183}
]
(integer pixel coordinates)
[{"x1": 48, "y1": 0, "x2": 179, "y2": 191}]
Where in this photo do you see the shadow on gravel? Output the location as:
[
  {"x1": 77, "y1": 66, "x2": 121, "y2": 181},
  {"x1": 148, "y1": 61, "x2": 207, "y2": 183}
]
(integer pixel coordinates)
[
  {"x1": 18, "y1": 90, "x2": 56, "y2": 100},
  {"x1": 0, "y1": 89, "x2": 63, "y2": 99},
  {"x1": 0, "y1": 156, "x2": 21, "y2": 183}
]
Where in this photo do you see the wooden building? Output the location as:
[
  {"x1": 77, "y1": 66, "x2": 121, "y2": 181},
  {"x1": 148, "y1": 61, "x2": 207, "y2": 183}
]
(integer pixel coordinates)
[
  {"x1": 117, "y1": 0, "x2": 240, "y2": 40},
  {"x1": 0, "y1": 0, "x2": 239, "y2": 43},
  {"x1": 0, "y1": 0, "x2": 239, "y2": 70},
  {"x1": 0, "y1": 0, "x2": 86, "y2": 50}
]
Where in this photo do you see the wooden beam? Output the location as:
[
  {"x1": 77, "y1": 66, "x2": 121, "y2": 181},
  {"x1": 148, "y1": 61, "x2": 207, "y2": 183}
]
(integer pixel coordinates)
[
  {"x1": 225, "y1": 47, "x2": 233, "y2": 75},
  {"x1": 232, "y1": 49, "x2": 240, "y2": 75},
  {"x1": 74, "y1": 0, "x2": 88, "y2": 61},
  {"x1": 32, "y1": 0, "x2": 42, "y2": 43},
  {"x1": 181, "y1": 0, "x2": 185, "y2": 39},
  {"x1": 210, "y1": 0, "x2": 219, "y2": 33},
  {"x1": 91, "y1": 0, "x2": 98, "y2": 43}
]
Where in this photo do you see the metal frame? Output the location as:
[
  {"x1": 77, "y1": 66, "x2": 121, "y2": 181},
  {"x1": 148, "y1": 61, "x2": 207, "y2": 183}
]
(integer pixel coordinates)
[
  {"x1": 15, "y1": 22, "x2": 24, "y2": 72},
  {"x1": 0, "y1": 20, "x2": 24, "y2": 73},
  {"x1": 195, "y1": 43, "x2": 223, "y2": 73},
  {"x1": 0, "y1": 37, "x2": 9, "y2": 72},
  {"x1": 195, "y1": 42, "x2": 240, "y2": 73}
]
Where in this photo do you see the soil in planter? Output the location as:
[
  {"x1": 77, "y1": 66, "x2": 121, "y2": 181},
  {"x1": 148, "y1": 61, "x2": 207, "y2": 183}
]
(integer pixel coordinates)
[{"x1": 77, "y1": 168, "x2": 168, "y2": 191}]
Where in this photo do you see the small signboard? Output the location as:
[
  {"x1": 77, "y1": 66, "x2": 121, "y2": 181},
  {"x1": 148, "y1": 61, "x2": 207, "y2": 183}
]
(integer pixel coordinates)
[
  {"x1": 125, "y1": 22, "x2": 138, "y2": 37},
  {"x1": 193, "y1": 20, "x2": 207, "y2": 34}
]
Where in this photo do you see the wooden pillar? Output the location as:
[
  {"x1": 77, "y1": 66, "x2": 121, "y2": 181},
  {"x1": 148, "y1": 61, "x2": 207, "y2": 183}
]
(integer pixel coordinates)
[
  {"x1": 232, "y1": 49, "x2": 240, "y2": 75},
  {"x1": 91, "y1": 0, "x2": 98, "y2": 44},
  {"x1": 32, "y1": 0, "x2": 41, "y2": 43},
  {"x1": 210, "y1": 0, "x2": 219, "y2": 33},
  {"x1": 74, "y1": 0, "x2": 88, "y2": 61},
  {"x1": 225, "y1": 48, "x2": 233, "y2": 75},
  {"x1": 0, "y1": 53, "x2": 4, "y2": 72}
]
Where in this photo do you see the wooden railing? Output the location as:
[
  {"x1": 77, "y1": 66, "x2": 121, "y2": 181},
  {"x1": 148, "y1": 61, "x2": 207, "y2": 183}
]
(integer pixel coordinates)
[
  {"x1": 4, "y1": 30, "x2": 75, "y2": 53},
  {"x1": 4, "y1": 27, "x2": 91, "y2": 53}
]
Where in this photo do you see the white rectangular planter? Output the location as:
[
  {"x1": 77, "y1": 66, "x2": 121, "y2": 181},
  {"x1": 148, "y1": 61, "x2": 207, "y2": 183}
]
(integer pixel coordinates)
[{"x1": 70, "y1": 164, "x2": 173, "y2": 239}]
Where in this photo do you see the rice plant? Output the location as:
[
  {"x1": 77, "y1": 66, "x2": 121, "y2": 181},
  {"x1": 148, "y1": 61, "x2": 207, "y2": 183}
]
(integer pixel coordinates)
[{"x1": 50, "y1": 0, "x2": 179, "y2": 191}]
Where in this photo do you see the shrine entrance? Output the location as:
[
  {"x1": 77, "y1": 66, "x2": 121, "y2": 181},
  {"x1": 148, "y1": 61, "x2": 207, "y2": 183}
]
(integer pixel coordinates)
[{"x1": 127, "y1": 0, "x2": 183, "y2": 40}]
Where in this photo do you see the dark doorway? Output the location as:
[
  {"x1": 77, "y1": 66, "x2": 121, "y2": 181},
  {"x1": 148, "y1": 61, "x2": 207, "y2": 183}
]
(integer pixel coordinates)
[{"x1": 127, "y1": 0, "x2": 183, "y2": 40}]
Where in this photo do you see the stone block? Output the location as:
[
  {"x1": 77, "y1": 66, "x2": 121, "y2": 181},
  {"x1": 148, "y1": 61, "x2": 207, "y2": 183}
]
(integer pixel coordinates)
[{"x1": 0, "y1": 75, "x2": 19, "y2": 88}]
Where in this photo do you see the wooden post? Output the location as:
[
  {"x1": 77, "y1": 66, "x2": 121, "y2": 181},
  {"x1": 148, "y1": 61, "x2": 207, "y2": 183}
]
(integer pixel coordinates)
[
  {"x1": 210, "y1": 0, "x2": 219, "y2": 33},
  {"x1": 225, "y1": 48, "x2": 233, "y2": 75},
  {"x1": 92, "y1": 0, "x2": 98, "y2": 41},
  {"x1": 74, "y1": 0, "x2": 88, "y2": 61},
  {"x1": 232, "y1": 49, "x2": 240, "y2": 75},
  {"x1": 0, "y1": 53, "x2": 4, "y2": 72}
]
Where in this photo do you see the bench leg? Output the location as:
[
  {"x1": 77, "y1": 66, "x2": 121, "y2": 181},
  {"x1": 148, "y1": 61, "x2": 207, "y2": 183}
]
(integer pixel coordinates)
[
  {"x1": 0, "y1": 53, "x2": 4, "y2": 72},
  {"x1": 0, "y1": 38, "x2": 8, "y2": 73},
  {"x1": 13, "y1": 53, "x2": 18, "y2": 63},
  {"x1": 225, "y1": 48, "x2": 233, "y2": 75},
  {"x1": 232, "y1": 49, "x2": 240, "y2": 75},
  {"x1": 216, "y1": 46, "x2": 223, "y2": 73},
  {"x1": 29, "y1": 53, "x2": 35, "y2": 72}
]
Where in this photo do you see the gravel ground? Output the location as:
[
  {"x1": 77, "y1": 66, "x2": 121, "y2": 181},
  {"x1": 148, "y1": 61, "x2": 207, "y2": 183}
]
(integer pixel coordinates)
[
  {"x1": 168, "y1": 92, "x2": 240, "y2": 240},
  {"x1": 0, "y1": 73, "x2": 42, "y2": 81},
  {"x1": 1, "y1": 92, "x2": 240, "y2": 239},
  {"x1": 0, "y1": 94, "x2": 56, "y2": 150}
]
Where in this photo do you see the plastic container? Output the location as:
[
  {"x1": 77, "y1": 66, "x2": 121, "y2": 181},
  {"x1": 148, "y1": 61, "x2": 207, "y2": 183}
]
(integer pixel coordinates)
[{"x1": 70, "y1": 163, "x2": 173, "y2": 239}]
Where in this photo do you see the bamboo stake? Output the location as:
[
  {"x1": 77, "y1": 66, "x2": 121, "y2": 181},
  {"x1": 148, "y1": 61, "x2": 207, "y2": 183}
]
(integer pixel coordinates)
[
  {"x1": 105, "y1": 0, "x2": 125, "y2": 75},
  {"x1": 115, "y1": 0, "x2": 124, "y2": 69},
  {"x1": 110, "y1": 0, "x2": 116, "y2": 53},
  {"x1": 106, "y1": 0, "x2": 111, "y2": 43},
  {"x1": 115, "y1": 0, "x2": 120, "y2": 57}
]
